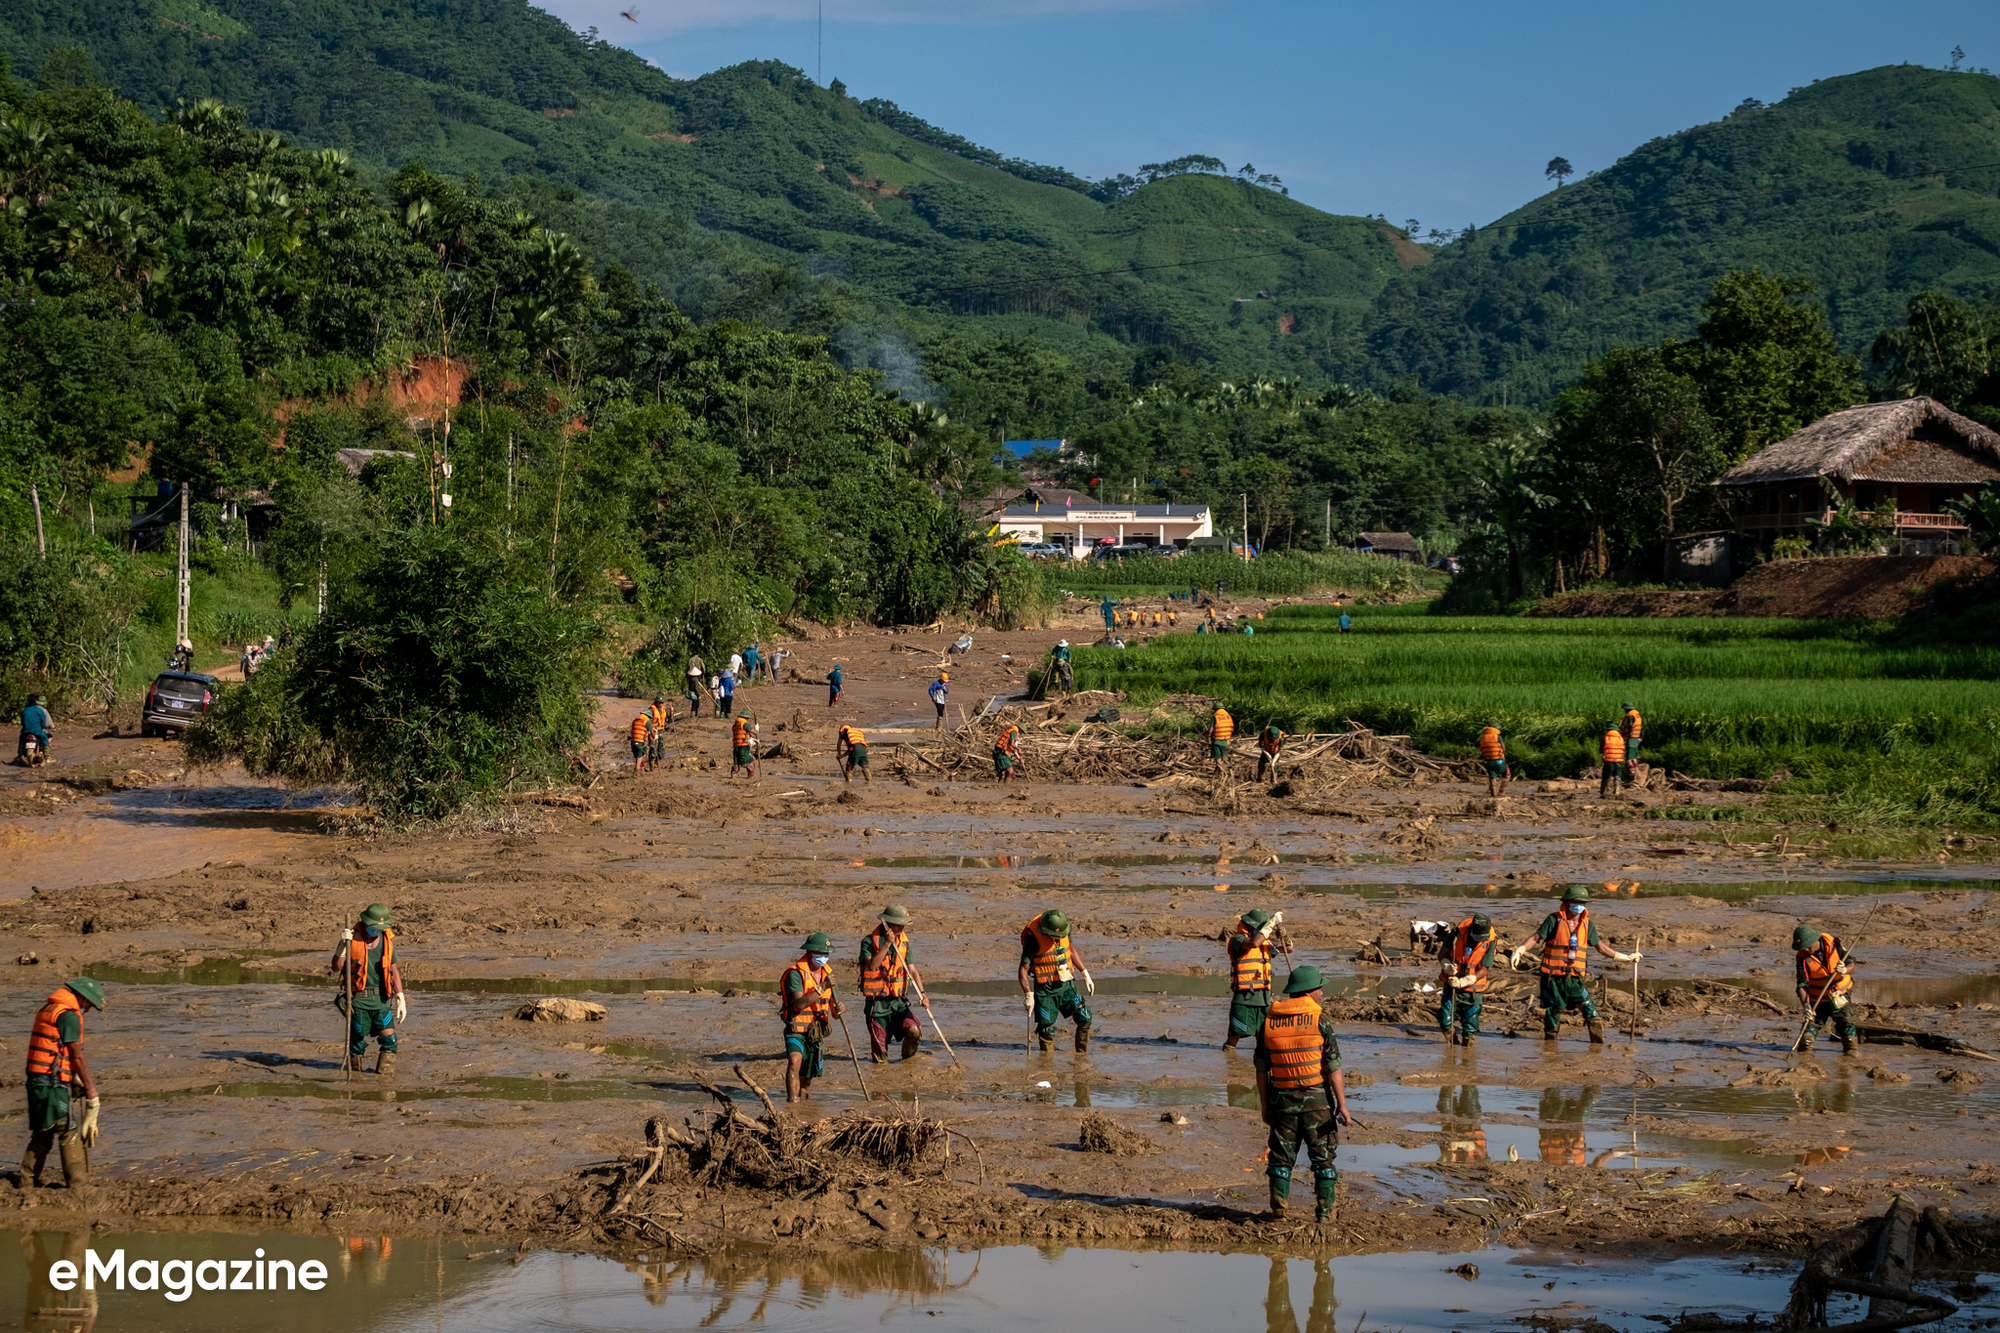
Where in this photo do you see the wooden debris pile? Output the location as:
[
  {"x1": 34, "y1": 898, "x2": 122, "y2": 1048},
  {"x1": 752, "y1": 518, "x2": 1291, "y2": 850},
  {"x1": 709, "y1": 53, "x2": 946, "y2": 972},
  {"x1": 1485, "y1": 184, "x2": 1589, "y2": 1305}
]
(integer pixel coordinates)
[
  {"x1": 894, "y1": 708, "x2": 1473, "y2": 788},
  {"x1": 1078, "y1": 1112, "x2": 1160, "y2": 1157}
]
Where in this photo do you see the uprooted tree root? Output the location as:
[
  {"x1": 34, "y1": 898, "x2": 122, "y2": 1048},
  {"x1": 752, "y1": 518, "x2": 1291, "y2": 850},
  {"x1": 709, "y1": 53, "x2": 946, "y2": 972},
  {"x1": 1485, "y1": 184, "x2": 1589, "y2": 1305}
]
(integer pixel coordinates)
[
  {"x1": 1078, "y1": 1112, "x2": 1160, "y2": 1157},
  {"x1": 573, "y1": 1066, "x2": 986, "y2": 1251},
  {"x1": 895, "y1": 708, "x2": 1473, "y2": 790}
]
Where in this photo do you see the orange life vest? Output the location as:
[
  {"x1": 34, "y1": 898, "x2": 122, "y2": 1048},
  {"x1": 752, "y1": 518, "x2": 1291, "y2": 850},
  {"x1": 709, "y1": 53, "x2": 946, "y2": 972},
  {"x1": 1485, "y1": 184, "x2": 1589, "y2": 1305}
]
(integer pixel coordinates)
[
  {"x1": 1540, "y1": 908, "x2": 1590, "y2": 978},
  {"x1": 996, "y1": 726, "x2": 1021, "y2": 755},
  {"x1": 839, "y1": 725, "x2": 865, "y2": 748},
  {"x1": 732, "y1": 717, "x2": 752, "y2": 747},
  {"x1": 630, "y1": 714, "x2": 650, "y2": 743},
  {"x1": 1601, "y1": 730, "x2": 1626, "y2": 763},
  {"x1": 1230, "y1": 926, "x2": 1273, "y2": 993},
  {"x1": 337, "y1": 928, "x2": 397, "y2": 994},
  {"x1": 1448, "y1": 918, "x2": 1495, "y2": 993},
  {"x1": 648, "y1": 702, "x2": 669, "y2": 732},
  {"x1": 1022, "y1": 918, "x2": 1075, "y2": 986},
  {"x1": 25, "y1": 987, "x2": 82, "y2": 1081},
  {"x1": 1261, "y1": 995, "x2": 1326, "y2": 1092},
  {"x1": 1623, "y1": 708, "x2": 1643, "y2": 740},
  {"x1": 781, "y1": 957, "x2": 834, "y2": 1036},
  {"x1": 860, "y1": 924, "x2": 910, "y2": 998},
  {"x1": 1210, "y1": 709, "x2": 1234, "y2": 742},
  {"x1": 1259, "y1": 726, "x2": 1284, "y2": 756},
  {"x1": 1443, "y1": 1129, "x2": 1489, "y2": 1165},
  {"x1": 1540, "y1": 1125, "x2": 1587, "y2": 1167},
  {"x1": 1798, "y1": 935, "x2": 1853, "y2": 998},
  {"x1": 1479, "y1": 726, "x2": 1505, "y2": 760}
]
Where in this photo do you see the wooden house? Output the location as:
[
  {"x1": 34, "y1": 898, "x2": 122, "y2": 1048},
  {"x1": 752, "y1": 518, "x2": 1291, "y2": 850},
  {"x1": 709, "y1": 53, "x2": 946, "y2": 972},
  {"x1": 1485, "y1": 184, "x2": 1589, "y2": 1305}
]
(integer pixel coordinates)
[{"x1": 1717, "y1": 397, "x2": 2000, "y2": 551}]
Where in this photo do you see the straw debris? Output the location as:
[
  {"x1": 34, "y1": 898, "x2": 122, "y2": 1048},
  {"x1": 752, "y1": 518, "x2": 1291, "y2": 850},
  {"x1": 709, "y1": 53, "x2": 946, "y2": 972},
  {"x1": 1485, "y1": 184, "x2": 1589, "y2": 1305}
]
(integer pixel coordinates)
[{"x1": 1078, "y1": 1112, "x2": 1160, "y2": 1156}]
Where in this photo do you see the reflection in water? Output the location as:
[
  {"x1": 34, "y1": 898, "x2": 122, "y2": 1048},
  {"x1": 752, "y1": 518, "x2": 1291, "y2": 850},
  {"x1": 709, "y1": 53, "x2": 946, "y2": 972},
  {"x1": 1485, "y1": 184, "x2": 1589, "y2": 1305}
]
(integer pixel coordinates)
[
  {"x1": 340, "y1": 1237, "x2": 392, "y2": 1285},
  {"x1": 624, "y1": 1247, "x2": 980, "y2": 1320},
  {"x1": 1539, "y1": 1085, "x2": 1599, "y2": 1167},
  {"x1": 1227, "y1": 1082, "x2": 1260, "y2": 1111},
  {"x1": 1437, "y1": 1085, "x2": 1488, "y2": 1164},
  {"x1": 21, "y1": 1231, "x2": 94, "y2": 1333},
  {"x1": 1266, "y1": 1256, "x2": 1337, "y2": 1333}
]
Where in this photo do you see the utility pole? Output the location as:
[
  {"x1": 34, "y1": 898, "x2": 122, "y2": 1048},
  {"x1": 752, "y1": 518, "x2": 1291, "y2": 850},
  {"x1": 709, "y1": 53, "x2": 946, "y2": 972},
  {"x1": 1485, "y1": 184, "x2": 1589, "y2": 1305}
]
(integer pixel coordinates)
[
  {"x1": 176, "y1": 484, "x2": 191, "y2": 650},
  {"x1": 29, "y1": 483, "x2": 44, "y2": 558},
  {"x1": 316, "y1": 538, "x2": 327, "y2": 621},
  {"x1": 1324, "y1": 498, "x2": 1331, "y2": 549},
  {"x1": 1241, "y1": 493, "x2": 1250, "y2": 562}
]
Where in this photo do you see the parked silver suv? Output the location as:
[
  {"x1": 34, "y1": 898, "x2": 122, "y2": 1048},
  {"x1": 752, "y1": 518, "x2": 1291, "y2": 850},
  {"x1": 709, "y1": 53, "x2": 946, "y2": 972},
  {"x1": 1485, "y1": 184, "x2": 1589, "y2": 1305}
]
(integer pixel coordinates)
[{"x1": 140, "y1": 671, "x2": 217, "y2": 738}]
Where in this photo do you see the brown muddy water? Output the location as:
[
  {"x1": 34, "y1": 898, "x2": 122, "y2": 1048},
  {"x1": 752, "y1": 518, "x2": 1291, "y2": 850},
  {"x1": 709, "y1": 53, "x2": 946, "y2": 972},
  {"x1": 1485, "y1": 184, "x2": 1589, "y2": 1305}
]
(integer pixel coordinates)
[{"x1": 13, "y1": 1227, "x2": 1989, "y2": 1333}]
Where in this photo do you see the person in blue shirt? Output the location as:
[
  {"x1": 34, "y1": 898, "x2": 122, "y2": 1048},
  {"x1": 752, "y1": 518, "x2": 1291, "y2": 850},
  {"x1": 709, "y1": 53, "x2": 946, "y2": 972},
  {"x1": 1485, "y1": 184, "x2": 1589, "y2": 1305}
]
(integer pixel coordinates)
[
  {"x1": 1338, "y1": 611, "x2": 1352, "y2": 635},
  {"x1": 743, "y1": 641, "x2": 763, "y2": 684},
  {"x1": 718, "y1": 668, "x2": 736, "y2": 718},
  {"x1": 826, "y1": 663, "x2": 843, "y2": 708},
  {"x1": 18, "y1": 695, "x2": 52, "y2": 764},
  {"x1": 928, "y1": 671, "x2": 950, "y2": 732},
  {"x1": 1100, "y1": 597, "x2": 1117, "y2": 631}
]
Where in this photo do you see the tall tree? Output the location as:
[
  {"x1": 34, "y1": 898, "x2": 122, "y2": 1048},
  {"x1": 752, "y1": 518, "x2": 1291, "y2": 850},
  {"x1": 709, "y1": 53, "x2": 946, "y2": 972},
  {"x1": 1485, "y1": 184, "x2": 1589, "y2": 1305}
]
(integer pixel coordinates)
[
  {"x1": 1677, "y1": 269, "x2": 1863, "y2": 464},
  {"x1": 1870, "y1": 290, "x2": 1999, "y2": 415},
  {"x1": 1544, "y1": 156, "x2": 1574, "y2": 187},
  {"x1": 1470, "y1": 433, "x2": 1554, "y2": 599}
]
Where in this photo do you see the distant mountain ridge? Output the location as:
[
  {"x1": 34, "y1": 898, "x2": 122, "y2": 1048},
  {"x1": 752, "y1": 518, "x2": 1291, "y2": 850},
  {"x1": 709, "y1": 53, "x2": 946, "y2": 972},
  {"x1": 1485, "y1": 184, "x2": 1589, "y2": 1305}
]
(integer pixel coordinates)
[{"x1": 5, "y1": 1, "x2": 1999, "y2": 398}]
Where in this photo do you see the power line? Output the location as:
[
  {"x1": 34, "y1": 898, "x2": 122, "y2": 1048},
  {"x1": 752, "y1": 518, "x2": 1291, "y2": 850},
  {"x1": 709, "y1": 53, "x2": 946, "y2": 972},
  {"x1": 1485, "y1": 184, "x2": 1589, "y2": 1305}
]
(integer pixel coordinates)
[{"x1": 916, "y1": 157, "x2": 2000, "y2": 299}]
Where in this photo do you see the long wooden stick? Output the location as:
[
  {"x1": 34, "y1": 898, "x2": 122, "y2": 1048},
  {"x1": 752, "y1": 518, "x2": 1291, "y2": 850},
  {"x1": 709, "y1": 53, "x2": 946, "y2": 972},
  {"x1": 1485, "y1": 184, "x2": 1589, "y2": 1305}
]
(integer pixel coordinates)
[
  {"x1": 1629, "y1": 931, "x2": 1644, "y2": 1048},
  {"x1": 1791, "y1": 904, "x2": 1881, "y2": 1055},
  {"x1": 340, "y1": 923, "x2": 352, "y2": 1083},
  {"x1": 910, "y1": 969, "x2": 963, "y2": 1067},
  {"x1": 837, "y1": 1014, "x2": 873, "y2": 1100}
]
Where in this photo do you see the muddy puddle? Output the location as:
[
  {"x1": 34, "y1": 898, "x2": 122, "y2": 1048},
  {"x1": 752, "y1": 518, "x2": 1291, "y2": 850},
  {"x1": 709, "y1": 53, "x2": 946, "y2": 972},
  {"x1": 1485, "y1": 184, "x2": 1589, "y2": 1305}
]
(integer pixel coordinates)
[{"x1": 13, "y1": 1227, "x2": 1987, "y2": 1333}]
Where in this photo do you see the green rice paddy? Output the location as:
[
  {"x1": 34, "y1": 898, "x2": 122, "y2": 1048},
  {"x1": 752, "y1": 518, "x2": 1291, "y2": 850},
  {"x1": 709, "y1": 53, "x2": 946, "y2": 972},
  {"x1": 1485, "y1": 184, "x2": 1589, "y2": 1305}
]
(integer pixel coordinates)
[{"x1": 1072, "y1": 606, "x2": 2000, "y2": 829}]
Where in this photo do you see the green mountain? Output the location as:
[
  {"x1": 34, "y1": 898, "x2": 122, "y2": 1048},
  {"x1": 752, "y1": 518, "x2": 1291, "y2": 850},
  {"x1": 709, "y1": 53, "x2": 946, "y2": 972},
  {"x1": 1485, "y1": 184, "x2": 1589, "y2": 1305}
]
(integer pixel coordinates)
[
  {"x1": 1364, "y1": 65, "x2": 2000, "y2": 401},
  {"x1": 0, "y1": 0, "x2": 1418, "y2": 373},
  {"x1": 6, "y1": 3, "x2": 1999, "y2": 398}
]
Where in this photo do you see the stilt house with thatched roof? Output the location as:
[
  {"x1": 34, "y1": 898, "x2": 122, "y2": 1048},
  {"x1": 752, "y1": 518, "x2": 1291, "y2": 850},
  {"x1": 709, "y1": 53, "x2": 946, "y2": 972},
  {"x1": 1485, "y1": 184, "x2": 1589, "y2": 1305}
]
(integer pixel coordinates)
[{"x1": 1717, "y1": 397, "x2": 2000, "y2": 553}]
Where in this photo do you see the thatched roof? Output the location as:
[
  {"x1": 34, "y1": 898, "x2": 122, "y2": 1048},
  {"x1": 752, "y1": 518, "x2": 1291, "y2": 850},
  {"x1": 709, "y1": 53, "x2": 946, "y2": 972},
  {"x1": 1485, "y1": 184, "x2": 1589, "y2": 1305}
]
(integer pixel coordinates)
[
  {"x1": 1356, "y1": 531, "x2": 1421, "y2": 552},
  {"x1": 1716, "y1": 398, "x2": 2000, "y2": 487}
]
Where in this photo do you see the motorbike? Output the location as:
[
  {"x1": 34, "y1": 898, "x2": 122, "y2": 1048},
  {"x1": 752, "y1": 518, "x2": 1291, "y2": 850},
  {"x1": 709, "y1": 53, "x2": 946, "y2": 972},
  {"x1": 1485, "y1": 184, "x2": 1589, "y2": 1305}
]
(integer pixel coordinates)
[{"x1": 18, "y1": 733, "x2": 47, "y2": 767}]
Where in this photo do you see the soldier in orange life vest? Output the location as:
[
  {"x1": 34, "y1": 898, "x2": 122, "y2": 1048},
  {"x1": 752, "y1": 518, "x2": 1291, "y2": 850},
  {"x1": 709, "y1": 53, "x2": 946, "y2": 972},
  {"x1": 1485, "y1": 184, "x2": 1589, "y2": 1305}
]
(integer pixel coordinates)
[
  {"x1": 629, "y1": 709, "x2": 653, "y2": 773},
  {"x1": 647, "y1": 693, "x2": 671, "y2": 766},
  {"x1": 1208, "y1": 706, "x2": 1235, "y2": 778},
  {"x1": 1619, "y1": 701, "x2": 1643, "y2": 766},
  {"x1": 837, "y1": 724, "x2": 870, "y2": 784},
  {"x1": 1019, "y1": 909, "x2": 1094, "y2": 1053},
  {"x1": 1254, "y1": 965, "x2": 1350, "y2": 1221},
  {"x1": 781, "y1": 931, "x2": 843, "y2": 1103},
  {"x1": 1598, "y1": 722, "x2": 1629, "y2": 798},
  {"x1": 1478, "y1": 721, "x2": 1510, "y2": 797},
  {"x1": 1437, "y1": 914, "x2": 1497, "y2": 1046},
  {"x1": 1508, "y1": 885, "x2": 1640, "y2": 1043},
  {"x1": 729, "y1": 711, "x2": 759, "y2": 780},
  {"x1": 859, "y1": 903, "x2": 926, "y2": 1063},
  {"x1": 1793, "y1": 924, "x2": 1861, "y2": 1056},
  {"x1": 21, "y1": 977, "x2": 104, "y2": 1190},
  {"x1": 1223, "y1": 908, "x2": 1282, "y2": 1051},
  {"x1": 329, "y1": 902, "x2": 405, "y2": 1077},
  {"x1": 993, "y1": 724, "x2": 1024, "y2": 783}
]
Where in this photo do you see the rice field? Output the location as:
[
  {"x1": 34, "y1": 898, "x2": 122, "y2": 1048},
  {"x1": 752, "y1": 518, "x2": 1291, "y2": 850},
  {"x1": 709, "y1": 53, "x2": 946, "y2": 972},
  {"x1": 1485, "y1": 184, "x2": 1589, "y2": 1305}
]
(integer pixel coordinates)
[{"x1": 1071, "y1": 607, "x2": 2000, "y2": 828}]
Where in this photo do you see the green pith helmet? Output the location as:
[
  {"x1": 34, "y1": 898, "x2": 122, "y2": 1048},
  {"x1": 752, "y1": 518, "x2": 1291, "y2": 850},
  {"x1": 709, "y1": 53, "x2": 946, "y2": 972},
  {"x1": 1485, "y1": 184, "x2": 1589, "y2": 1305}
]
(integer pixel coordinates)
[
  {"x1": 1793, "y1": 925, "x2": 1821, "y2": 950},
  {"x1": 1240, "y1": 908, "x2": 1271, "y2": 931},
  {"x1": 359, "y1": 902, "x2": 393, "y2": 928},
  {"x1": 33, "y1": 695, "x2": 46, "y2": 706},
  {"x1": 804, "y1": 932, "x2": 831, "y2": 954},
  {"x1": 1284, "y1": 965, "x2": 1326, "y2": 996},
  {"x1": 1484, "y1": 721, "x2": 1501, "y2": 731},
  {"x1": 1039, "y1": 909, "x2": 1070, "y2": 937},
  {"x1": 653, "y1": 693, "x2": 666, "y2": 704},
  {"x1": 66, "y1": 977, "x2": 105, "y2": 1009},
  {"x1": 1470, "y1": 913, "x2": 1492, "y2": 934},
  {"x1": 1624, "y1": 701, "x2": 1638, "y2": 710},
  {"x1": 880, "y1": 904, "x2": 912, "y2": 926},
  {"x1": 1560, "y1": 885, "x2": 1591, "y2": 904}
]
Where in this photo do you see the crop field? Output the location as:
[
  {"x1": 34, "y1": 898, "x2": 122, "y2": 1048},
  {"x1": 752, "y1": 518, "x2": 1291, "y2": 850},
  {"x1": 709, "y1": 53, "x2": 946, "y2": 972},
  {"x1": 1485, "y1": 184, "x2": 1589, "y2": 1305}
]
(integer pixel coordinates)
[
  {"x1": 1046, "y1": 549, "x2": 1437, "y2": 599},
  {"x1": 1073, "y1": 605, "x2": 2000, "y2": 828}
]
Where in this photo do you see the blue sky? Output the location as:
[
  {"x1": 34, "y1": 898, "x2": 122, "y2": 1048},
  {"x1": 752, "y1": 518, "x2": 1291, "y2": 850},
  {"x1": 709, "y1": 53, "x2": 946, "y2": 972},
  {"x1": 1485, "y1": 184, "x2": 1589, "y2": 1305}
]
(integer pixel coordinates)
[{"x1": 544, "y1": 0, "x2": 1997, "y2": 228}]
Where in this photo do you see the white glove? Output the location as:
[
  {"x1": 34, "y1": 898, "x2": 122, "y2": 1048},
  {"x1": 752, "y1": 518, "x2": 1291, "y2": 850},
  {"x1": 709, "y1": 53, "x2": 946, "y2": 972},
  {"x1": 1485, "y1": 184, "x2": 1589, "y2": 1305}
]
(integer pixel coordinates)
[
  {"x1": 75, "y1": 1097, "x2": 100, "y2": 1148},
  {"x1": 1447, "y1": 974, "x2": 1476, "y2": 989},
  {"x1": 393, "y1": 993, "x2": 407, "y2": 1026},
  {"x1": 1508, "y1": 945, "x2": 1530, "y2": 969},
  {"x1": 1612, "y1": 951, "x2": 1643, "y2": 963},
  {"x1": 1082, "y1": 970, "x2": 1095, "y2": 996},
  {"x1": 1270, "y1": 911, "x2": 1284, "y2": 927},
  {"x1": 1022, "y1": 991, "x2": 1034, "y2": 1013},
  {"x1": 341, "y1": 928, "x2": 354, "y2": 942}
]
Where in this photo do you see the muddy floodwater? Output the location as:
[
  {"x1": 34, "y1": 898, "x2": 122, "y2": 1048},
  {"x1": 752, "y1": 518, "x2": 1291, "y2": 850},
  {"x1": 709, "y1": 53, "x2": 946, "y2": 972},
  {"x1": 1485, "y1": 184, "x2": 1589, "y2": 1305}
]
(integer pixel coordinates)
[
  {"x1": 7, "y1": 627, "x2": 2000, "y2": 1323},
  {"x1": 14, "y1": 1227, "x2": 1995, "y2": 1333}
]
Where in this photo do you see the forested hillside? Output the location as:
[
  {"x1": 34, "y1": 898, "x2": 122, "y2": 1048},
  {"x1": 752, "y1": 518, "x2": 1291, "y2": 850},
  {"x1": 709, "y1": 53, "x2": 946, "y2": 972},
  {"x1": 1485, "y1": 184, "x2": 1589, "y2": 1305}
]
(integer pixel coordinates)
[
  {"x1": 1366, "y1": 65, "x2": 2000, "y2": 401},
  {"x1": 0, "y1": 0, "x2": 1412, "y2": 377}
]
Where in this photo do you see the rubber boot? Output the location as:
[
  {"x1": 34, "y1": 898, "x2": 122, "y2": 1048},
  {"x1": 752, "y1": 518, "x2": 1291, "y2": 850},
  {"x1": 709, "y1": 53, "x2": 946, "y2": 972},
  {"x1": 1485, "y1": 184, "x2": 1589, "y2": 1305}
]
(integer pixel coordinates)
[
  {"x1": 1313, "y1": 1169, "x2": 1338, "y2": 1222},
  {"x1": 785, "y1": 1067, "x2": 801, "y2": 1104},
  {"x1": 1841, "y1": 1035, "x2": 1859, "y2": 1057},
  {"x1": 1586, "y1": 1018, "x2": 1606, "y2": 1045},
  {"x1": 1075, "y1": 1024, "x2": 1091, "y2": 1054},
  {"x1": 1267, "y1": 1167, "x2": 1291, "y2": 1218},
  {"x1": 902, "y1": 1032, "x2": 921, "y2": 1061},
  {"x1": 375, "y1": 1049, "x2": 396, "y2": 1080},
  {"x1": 20, "y1": 1141, "x2": 46, "y2": 1190},
  {"x1": 1542, "y1": 1029, "x2": 1558, "y2": 1042},
  {"x1": 1037, "y1": 1035, "x2": 1054, "y2": 1054},
  {"x1": 1794, "y1": 1030, "x2": 1814, "y2": 1055},
  {"x1": 1462, "y1": 1034, "x2": 1477, "y2": 1049},
  {"x1": 59, "y1": 1137, "x2": 87, "y2": 1189}
]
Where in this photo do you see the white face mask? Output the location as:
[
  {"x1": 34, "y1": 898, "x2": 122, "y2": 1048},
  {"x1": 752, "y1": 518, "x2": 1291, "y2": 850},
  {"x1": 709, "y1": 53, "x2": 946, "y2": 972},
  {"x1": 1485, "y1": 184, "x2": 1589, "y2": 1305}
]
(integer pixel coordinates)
[{"x1": 808, "y1": 954, "x2": 829, "y2": 969}]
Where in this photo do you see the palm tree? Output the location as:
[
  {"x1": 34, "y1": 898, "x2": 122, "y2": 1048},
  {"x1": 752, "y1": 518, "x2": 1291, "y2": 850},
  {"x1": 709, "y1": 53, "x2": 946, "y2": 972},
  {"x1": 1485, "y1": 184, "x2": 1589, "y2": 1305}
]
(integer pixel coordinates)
[{"x1": 1472, "y1": 434, "x2": 1555, "y2": 599}]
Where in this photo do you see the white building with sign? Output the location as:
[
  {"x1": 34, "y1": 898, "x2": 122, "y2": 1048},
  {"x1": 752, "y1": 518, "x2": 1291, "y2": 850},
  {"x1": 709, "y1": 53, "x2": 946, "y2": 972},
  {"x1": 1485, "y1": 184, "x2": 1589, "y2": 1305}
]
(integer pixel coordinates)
[{"x1": 995, "y1": 500, "x2": 1214, "y2": 551}]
